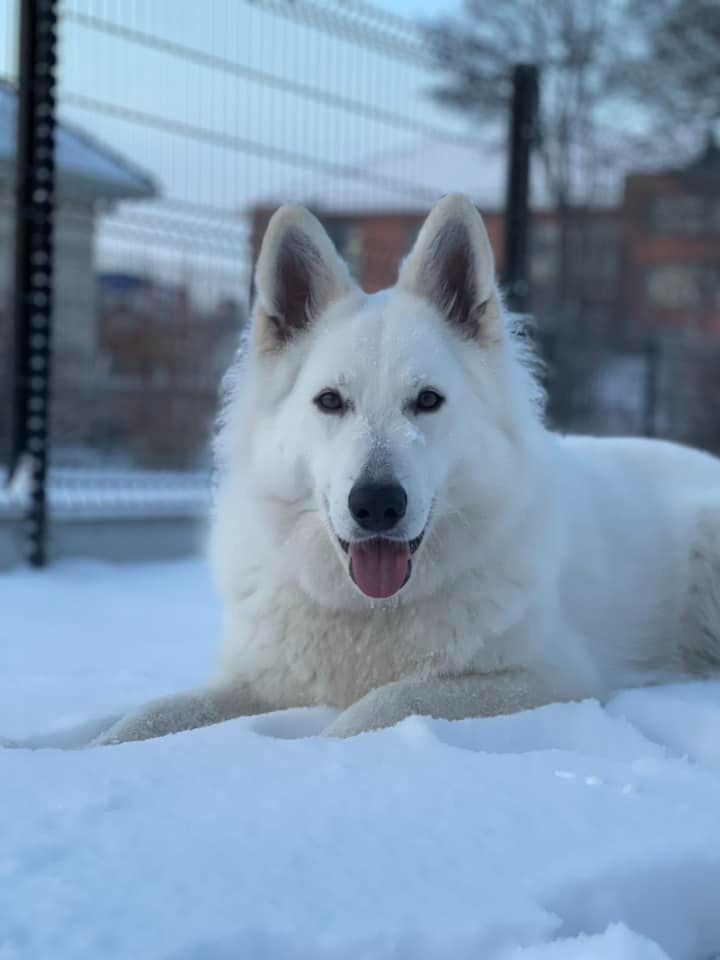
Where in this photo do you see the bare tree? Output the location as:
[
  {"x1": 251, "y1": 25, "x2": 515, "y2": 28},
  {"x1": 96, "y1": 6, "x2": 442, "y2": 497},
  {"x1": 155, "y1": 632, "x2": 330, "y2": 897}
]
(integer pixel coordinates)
[
  {"x1": 423, "y1": 0, "x2": 719, "y2": 441},
  {"x1": 423, "y1": 0, "x2": 719, "y2": 329},
  {"x1": 619, "y1": 0, "x2": 720, "y2": 151},
  {"x1": 424, "y1": 0, "x2": 719, "y2": 208},
  {"x1": 423, "y1": 1, "x2": 642, "y2": 335},
  {"x1": 424, "y1": 2, "x2": 632, "y2": 214}
]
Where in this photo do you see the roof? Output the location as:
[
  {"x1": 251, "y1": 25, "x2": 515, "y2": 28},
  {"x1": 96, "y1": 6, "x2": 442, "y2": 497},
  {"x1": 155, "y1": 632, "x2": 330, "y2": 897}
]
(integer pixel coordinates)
[
  {"x1": 0, "y1": 80, "x2": 156, "y2": 201},
  {"x1": 249, "y1": 134, "x2": 621, "y2": 216}
]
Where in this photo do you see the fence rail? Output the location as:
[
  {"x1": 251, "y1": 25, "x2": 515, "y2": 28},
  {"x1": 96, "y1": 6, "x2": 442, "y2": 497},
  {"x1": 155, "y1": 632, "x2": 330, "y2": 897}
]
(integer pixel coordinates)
[{"x1": 1, "y1": 0, "x2": 718, "y2": 566}]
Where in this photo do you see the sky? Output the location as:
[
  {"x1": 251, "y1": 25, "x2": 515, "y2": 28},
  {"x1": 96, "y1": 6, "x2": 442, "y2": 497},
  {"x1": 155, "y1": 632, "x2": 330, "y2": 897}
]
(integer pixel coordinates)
[
  {"x1": 1, "y1": 0, "x2": 472, "y2": 304},
  {"x1": 1, "y1": 0, "x2": 663, "y2": 309},
  {"x1": 2, "y1": 0, "x2": 714, "y2": 310},
  {"x1": 4, "y1": 0, "x2": 670, "y2": 314}
]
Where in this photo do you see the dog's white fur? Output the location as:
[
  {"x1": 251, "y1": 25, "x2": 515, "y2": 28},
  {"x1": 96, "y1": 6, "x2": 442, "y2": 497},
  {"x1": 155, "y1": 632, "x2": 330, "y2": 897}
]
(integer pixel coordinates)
[{"x1": 95, "y1": 194, "x2": 720, "y2": 744}]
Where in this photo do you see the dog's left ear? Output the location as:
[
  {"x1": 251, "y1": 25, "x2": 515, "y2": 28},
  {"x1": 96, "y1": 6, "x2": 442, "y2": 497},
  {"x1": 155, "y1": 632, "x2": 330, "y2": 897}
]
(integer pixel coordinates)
[
  {"x1": 253, "y1": 205, "x2": 355, "y2": 353},
  {"x1": 399, "y1": 194, "x2": 500, "y2": 342}
]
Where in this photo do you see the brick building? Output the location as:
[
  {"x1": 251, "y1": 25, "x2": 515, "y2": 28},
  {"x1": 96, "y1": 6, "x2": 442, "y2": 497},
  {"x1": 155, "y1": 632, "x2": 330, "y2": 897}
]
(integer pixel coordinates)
[
  {"x1": 248, "y1": 136, "x2": 561, "y2": 297},
  {"x1": 248, "y1": 136, "x2": 720, "y2": 337},
  {"x1": 621, "y1": 135, "x2": 720, "y2": 334},
  {"x1": 0, "y1": 80, "x2": 156, "y2": 362}
]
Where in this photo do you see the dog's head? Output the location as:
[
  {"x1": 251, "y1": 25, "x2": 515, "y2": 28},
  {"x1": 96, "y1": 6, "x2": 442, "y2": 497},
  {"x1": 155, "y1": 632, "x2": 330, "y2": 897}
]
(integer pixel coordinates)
[{"x1": 219, "y1": 195, "x2": 543, "y2": 607}]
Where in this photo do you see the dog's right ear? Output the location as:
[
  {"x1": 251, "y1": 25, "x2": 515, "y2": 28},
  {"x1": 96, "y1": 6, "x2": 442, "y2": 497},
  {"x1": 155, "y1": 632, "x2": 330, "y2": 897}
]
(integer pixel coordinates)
[
  {"x1": 398, "y1": 194, "x2": 501, "y2": 344},
  {"x1": 253, "y1": 206, "x2": 355, "y2": 353}
]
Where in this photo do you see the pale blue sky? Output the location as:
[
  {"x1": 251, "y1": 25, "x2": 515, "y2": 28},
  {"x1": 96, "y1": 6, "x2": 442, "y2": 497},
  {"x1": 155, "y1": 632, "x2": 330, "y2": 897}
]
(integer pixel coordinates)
[{"x1": 1, "y1": 0, "x2": 477, "y2": 303}]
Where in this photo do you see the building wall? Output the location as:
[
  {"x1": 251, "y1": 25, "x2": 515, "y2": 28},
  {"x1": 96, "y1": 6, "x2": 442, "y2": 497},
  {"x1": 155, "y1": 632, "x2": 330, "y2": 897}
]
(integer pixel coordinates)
[
  {"x1": 0, "y1": 193, "x2": 98, "y2": 359},
  {"x1": 251, "y1": 161, "x2": 720, "y2": 338},
  {"x1": 529, "y1": 210, "x2": 622, "y2": 331},
  {"x1": 54, "y1": 201, "x2": 98, "y2": 359},
  {"x1": 1, "y1": 193, "x2": 98, "y2": 462},
  {"x1": 622, "y1": 172, "x2": 720, "y2": 333},
  {"x1": 250, "y1": 206, "x2": 506, "y2": 296}
]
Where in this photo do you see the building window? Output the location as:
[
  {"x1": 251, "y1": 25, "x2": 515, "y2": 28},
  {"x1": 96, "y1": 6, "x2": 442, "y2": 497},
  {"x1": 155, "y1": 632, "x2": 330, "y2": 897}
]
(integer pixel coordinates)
[
  {"x1": 530, "y1": 220, "x2": 619, "y2": 289},
  {"x1": 648, "y1": 195, "x2": 709, "y2": 234},
  {"x1": 530, "y1": 221, "x2": 559, "y2": 285},
  {"x1": 645, "y1": 264, "x2": 719, "y2": 309}
]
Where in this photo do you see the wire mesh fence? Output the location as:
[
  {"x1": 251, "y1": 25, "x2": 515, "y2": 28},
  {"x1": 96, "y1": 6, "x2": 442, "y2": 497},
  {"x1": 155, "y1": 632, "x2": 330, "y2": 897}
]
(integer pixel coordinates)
[
  {"x1": 540, "y1": 330, "x2": 720, "y2": 451},
  {"x1": 9, "y1": 0, "x2": 491, "y2": 466},
  {"x1": 1, "y1": 0, "x2": 719, "y2": 563}
]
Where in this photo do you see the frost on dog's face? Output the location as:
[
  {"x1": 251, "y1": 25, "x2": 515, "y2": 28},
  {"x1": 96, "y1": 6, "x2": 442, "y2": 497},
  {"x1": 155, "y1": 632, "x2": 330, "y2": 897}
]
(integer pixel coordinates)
[{"x1": 246, "y1": 197, "x2": 533, "y2": 606}]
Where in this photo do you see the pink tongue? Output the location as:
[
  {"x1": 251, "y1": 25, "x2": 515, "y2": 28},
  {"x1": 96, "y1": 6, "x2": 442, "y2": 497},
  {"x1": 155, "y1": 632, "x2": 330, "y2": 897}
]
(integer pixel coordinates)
[{"x1": 349, "y1": 539, "x2": 410, "y2": 599}]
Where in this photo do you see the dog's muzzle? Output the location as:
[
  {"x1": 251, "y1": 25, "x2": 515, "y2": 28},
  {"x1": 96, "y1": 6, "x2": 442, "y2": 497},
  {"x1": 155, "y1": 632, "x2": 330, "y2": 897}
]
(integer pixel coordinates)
[{"x1": 337, "y1": 530, "x2": 424, "y2": 599}]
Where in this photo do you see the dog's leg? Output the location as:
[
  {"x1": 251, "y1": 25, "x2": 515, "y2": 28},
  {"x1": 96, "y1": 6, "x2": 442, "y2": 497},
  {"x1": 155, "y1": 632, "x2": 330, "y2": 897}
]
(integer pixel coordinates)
[
  {"x1": 91, "y1": 682, "x2": 271, "y2": 746},
  {"x1": 681, "y1": 499, "x2": 720, "y2": 674},
  {"x1": 323, "y1": 670, "x2": 561, "y2": 738},
  {"x1": 1, "y1": 713, "x2": 129, "y2": 750}
]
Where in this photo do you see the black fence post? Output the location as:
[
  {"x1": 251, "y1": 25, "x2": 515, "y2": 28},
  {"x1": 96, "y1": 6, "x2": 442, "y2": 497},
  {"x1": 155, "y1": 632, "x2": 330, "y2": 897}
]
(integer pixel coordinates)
[
  {"x1": 10, "y1": 0, "x2": 58, "y2": 567},
  {"x1": 503, "y1": 63, "x2": 539, "y2": 315}
]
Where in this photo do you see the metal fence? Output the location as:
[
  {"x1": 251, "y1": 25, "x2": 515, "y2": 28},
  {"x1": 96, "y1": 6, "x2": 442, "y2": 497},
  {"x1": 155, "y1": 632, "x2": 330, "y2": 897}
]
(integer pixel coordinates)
[
  {"x1": 1, "y1": 0, "x2": 719, "y2": 566},
  {"x1": 541, "y1": 330, "x2": 720, "y2": 452}
]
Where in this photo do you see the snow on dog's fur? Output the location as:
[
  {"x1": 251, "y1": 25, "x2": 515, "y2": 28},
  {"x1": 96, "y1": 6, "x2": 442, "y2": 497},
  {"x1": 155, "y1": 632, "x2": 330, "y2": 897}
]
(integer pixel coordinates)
[{"x1": 90, "y1": 195, "x2": 720, "y2": 742}]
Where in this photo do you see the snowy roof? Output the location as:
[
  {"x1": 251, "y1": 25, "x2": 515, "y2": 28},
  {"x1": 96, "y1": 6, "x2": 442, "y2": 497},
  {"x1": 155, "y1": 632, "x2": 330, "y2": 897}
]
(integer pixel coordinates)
[
  {"x1": 249, "y1": 135, "x2": 620, "y2": 216},
  {"x1": 0, "y1": 80, "x2": 156, "y2": 201},
  {"x1": 250, "y1": 136, "x2": 516, "y2": 214}
]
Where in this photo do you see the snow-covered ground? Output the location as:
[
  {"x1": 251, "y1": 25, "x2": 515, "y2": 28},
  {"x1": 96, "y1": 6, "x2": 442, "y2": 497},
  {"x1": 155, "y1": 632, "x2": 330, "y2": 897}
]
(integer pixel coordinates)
[{"x1": 1, "y1": 558, "x2": 720, "y2": 960}]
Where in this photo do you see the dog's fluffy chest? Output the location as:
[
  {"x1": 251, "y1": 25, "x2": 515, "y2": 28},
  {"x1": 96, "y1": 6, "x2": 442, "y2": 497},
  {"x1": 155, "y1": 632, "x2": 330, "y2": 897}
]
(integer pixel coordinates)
[{"x1": 219, "y1": 569, "x2": 535, "y2": 709}]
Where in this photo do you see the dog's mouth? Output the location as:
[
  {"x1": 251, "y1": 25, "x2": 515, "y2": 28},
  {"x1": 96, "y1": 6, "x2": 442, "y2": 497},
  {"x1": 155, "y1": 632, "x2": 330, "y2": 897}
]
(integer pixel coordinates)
[{"x1": 336, "y1": 531, "x2": 424, "y2": 599}]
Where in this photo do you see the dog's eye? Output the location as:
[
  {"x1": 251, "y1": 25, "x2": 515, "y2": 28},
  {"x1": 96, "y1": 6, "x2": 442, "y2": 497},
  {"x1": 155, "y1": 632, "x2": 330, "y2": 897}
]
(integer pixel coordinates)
[
  {"x1": 314, "y1": 389, "x2": 345, "y2": 414},
  {"x1": 415, "y1": 389, "x2": 445, "y2": 413}
]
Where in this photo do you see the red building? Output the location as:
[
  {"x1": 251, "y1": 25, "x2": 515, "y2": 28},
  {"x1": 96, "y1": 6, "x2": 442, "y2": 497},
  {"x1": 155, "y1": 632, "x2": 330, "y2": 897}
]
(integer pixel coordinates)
[
  {"x1": 622, "y1": 135, "x2": 720, "y2": 334},
  {"x1": 249, "y1": 137, "x2": 720, "y2": 336}
]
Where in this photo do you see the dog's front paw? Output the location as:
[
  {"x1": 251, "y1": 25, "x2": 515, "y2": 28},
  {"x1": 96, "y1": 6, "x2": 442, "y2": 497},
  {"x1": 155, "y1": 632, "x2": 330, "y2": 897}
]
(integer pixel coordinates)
[
  {"x1": 322, "y1": 681, "x2": 426, "y2": 738},
  {"x1": 90, "y1": 693, "x2": 203, "y2": 745},
  {"x1": 91, "y1": 712, "x2": 161, "y2": 746}
]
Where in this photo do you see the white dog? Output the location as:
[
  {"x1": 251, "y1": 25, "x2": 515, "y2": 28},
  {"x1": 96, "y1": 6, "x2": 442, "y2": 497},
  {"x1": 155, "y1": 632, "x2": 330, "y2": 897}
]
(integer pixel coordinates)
[{"x1": 96, "y1": 193, "x2": 720, "y2": 744}]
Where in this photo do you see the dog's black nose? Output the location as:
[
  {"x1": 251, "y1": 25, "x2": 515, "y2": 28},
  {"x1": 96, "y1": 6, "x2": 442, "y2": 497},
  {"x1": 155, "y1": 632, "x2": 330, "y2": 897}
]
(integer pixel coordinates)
[{"x1": 348, "y1": 481, "x2": 407, "y2": 533}]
